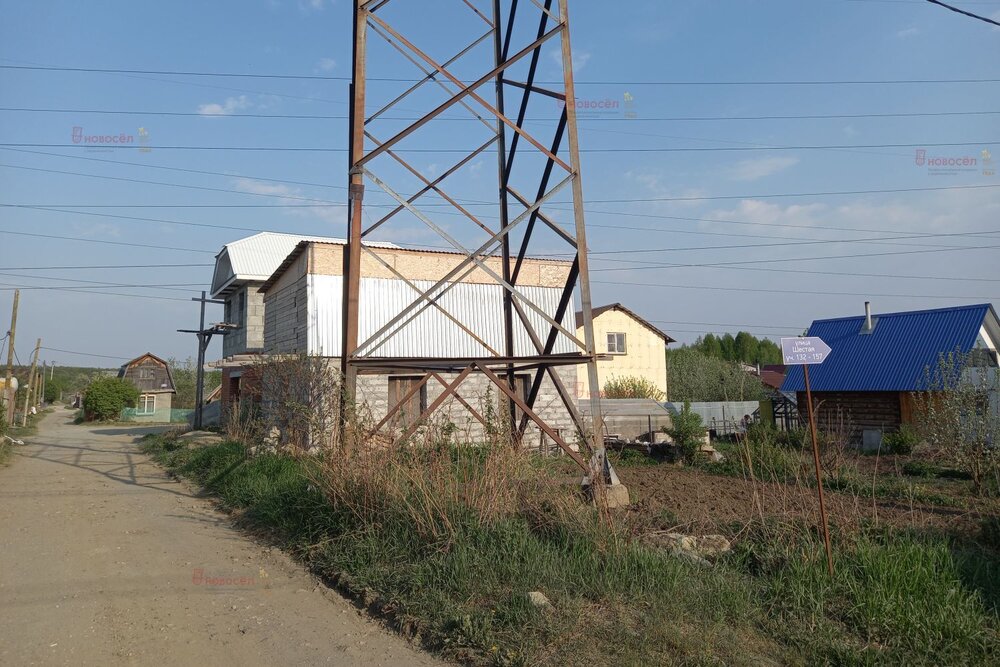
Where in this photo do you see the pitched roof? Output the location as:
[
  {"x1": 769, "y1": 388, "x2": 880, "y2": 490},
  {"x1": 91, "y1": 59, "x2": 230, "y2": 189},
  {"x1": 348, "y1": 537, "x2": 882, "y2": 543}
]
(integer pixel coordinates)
[
  {"x1": 117, "y1": 352, "x2": 176, "y2": 394},
  {"x1": 781, "y1": 303, "x2": 997, "y2": 393},
  {"x1": 210, "y1": 232, "x2": 398, "y2": 297},
  {"x1": 574, "y1": 303, "x2": 675, "y2": 343}
]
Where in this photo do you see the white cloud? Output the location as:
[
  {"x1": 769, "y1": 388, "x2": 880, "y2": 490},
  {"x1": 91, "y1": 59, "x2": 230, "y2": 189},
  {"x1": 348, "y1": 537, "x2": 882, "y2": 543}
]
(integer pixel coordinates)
[
  {"x1": 896, "y1": 27, "x2": 920, "y2": 39},
  {"x1": 728, "y1": 156, "x2": 799, "y2": 182},
  {"x1": 197, "y1": 95, "x2": 252, "y2": 116},
  {"x1": 315, "y1": 57, "x2": 336, "y2": 72},
  {"x1": 231, "y1": 177, "x2": 297, "y2": 197},
  {"x1": 549, "y1": 47, "x2": 591, "y2": 73},
  {"x1": 729, "y1": 156, "x2": 799, "y2": 181}
]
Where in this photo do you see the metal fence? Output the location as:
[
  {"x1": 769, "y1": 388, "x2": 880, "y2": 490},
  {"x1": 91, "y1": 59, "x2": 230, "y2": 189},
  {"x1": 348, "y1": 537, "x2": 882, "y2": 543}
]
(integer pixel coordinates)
[{"x1": 120, "y1": 408, "x2": 194, "y2": 424}]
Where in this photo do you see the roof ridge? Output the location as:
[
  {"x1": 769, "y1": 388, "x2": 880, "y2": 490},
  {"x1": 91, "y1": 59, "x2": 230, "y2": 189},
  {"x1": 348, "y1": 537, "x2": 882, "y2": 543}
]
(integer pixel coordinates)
[{"x1": 810, "y1": 303, "x2": 991, "y2": 325}]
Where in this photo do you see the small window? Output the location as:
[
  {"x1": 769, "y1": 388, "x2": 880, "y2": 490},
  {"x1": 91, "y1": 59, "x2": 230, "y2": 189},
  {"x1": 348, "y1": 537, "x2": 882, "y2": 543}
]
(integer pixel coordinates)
[
  {"x1": 138, "y1": 367, "x2": 155, "y2": 380},
  {"x1": 388, "y1": 376, "x2": 427, "y2": 426},
  {"x1": 225, "y1": 298, "x2": 233, "y2": 324},
  {"x1": 607, "y1": 332, "x2": 627, "y2": 354},
  {"x1": 237, "y1": 290, "x2": 246, "y2": 327},
  {"x1": 138, "y1": 394, "x2": 156, "y2": 415}
]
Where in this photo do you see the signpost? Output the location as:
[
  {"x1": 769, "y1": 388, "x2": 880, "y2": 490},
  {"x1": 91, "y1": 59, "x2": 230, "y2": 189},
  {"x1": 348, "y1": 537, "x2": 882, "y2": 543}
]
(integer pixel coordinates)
[{"x1": 781, "y1": 336, "x2": 835, "y2": 576}]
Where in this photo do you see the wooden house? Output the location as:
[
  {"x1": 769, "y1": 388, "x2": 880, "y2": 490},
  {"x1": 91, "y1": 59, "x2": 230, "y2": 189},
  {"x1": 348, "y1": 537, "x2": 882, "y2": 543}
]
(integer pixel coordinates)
[
  {"x1": 781, "y1": 303, "x2": 1000, "y2": 439},
  {"x1": 118, "y1": 353, "x2": 176, "y2": 422}
]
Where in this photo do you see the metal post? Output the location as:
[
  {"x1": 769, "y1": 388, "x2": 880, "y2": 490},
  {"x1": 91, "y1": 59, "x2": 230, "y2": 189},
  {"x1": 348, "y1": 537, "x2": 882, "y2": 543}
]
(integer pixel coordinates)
[
  {"x1": 181, "y1": 292, "x2": 227, "y2": 431},
  {"x1": 557, "y1": 0, "x2": 607, "y2": 475},
  {"x1": 339, "y1": 1, "x2": 611, "y2": 484},
  {"x1": 804, "y1": 364, "x2": 834, "y2": 576},
  {"x1": 194, "y1": 291, "x2": 207, "y2": 430},
  {"x1": 342, "y1": 0, "x2": 368, "y2": 414},
  {"x1": 3, "y1": 289, "x2": 18, "y2": 425},
  {"x1": 21, "y1": 338, "x2": 40, "y2": 427}
]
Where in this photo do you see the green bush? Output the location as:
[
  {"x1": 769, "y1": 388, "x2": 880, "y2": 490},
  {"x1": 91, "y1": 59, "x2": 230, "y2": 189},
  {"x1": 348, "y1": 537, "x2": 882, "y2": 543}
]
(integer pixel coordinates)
[
  {"x1": 665, "y1": 401, "x2": 705, "y2": 462},
  {"x1": 602, "y1": 375, "x2": 665, "y2": 401},
  {"x1": 82, "y1": 377, "x2": 139, "y2": 421},
  {"x1": 882, "y1": 425, "x2": 920, "y2": 455}
]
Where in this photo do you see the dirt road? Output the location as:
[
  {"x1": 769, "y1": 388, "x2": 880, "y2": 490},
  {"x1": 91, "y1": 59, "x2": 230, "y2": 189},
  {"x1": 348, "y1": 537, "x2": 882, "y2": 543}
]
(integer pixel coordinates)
[{"x1": 0, "y1": 410, "x2": 441, "y2": 666}]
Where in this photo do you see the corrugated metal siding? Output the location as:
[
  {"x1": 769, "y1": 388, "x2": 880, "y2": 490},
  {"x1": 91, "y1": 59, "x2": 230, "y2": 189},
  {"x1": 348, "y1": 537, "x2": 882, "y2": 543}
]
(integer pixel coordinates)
[
  {"x1": 781, "y1": 304, "x2": 990, "y2": 393},
  {"x1": 307, "y1": 275, "x2": 576, "y2": 357}
]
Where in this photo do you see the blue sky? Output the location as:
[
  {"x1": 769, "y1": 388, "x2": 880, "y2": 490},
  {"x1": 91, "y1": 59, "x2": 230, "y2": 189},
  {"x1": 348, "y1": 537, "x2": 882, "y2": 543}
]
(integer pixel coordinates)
[{"x1": 1, "y1": 0, "x2": 998, "y2": 368}]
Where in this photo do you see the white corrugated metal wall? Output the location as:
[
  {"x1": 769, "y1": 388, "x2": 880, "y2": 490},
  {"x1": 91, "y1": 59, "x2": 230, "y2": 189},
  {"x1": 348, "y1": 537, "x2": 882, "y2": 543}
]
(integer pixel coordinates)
[{"x1": 307, "y1": 275, "x2": 577, "y2": 357}]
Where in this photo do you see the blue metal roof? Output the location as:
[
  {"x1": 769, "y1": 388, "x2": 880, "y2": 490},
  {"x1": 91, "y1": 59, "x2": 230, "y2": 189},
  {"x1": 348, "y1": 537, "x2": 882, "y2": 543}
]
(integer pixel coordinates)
[{"x1": 781, "y1": 304, "x2": 994, "y2": 393}]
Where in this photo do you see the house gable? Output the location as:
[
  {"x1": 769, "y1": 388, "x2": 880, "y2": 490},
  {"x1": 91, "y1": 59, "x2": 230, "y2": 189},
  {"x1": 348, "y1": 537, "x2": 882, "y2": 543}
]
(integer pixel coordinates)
[{"x1": 118, "y1": 353, "x2": 176, "y2": 394}]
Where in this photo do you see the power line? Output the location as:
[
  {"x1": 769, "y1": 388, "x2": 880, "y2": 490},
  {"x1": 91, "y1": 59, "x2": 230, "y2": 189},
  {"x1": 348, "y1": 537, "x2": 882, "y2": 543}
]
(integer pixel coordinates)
[
  {"x1": 592, "y1": 279, "x2": 998, "y2": 301},
  {"x1": 4, "y1": 106, "x2": 999, "y2": 123},
  {"x1": 40, "y1": 346, "x2": 130, "y2": 361},
  {"x1": 578, "y1": 227, "x2": 1000, "y2": 256},
  {"x1": 0, "y1": 147, "x2": 352, "y2": 192},
  {"x1": 0, "y1": 230, "x2": 213, "y2": 253},
  {"x1": 0, "y1": 272, "x2": 206, "y2": 294},
  {"x1": 1, "y1": 141, "x2": 994, "y2": 153},
  {"x1": 4, "y1": 63, "x2": 999, "y2": 85},
  {"x1": 7, "y1": 146, "x2": 999, "y2": 218},
  {"x1": 0, "y1": 263, "x2": 213, "y2": 270},
  {"x1": 0, "y1": 283, "x2": 190, "y2": 302},
  {"x1": 589, "y1": 242, "x2": 1000, "y2": 272},
  {"x1": 925, "y1": 0, "x2": 1000, "y2": 26},
  {"x1": 6, "y1": 181, "x2": 998, "y2": 208}
]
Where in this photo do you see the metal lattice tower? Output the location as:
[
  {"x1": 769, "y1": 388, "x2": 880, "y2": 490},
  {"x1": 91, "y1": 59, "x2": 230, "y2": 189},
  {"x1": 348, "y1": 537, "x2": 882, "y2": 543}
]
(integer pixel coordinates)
[{"x1": 343, "y1": 0, "x2": 605, "y2": 474}]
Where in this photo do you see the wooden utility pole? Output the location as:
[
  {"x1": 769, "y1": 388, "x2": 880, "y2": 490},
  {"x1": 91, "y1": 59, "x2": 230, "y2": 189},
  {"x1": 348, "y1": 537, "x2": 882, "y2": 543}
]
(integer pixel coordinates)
[
  {"x1": 21, "y1": 338, "x2": 40, "y2": 427},
  {"x1": 40, "y1": 362, "x2": 47, "y2": 406},
  {"x1": 3, "y1": 289, "x2": 18, "y2": 426},
  {"x1": 178, "y1": 291, "x2": 227, "y2": 430},
  {"x1": 804, "y1": 364, "x2": 834, "y2": 577}
]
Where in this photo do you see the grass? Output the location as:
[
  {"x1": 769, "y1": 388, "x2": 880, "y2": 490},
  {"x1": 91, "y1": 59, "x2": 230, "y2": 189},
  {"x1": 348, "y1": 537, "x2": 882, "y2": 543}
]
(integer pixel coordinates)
[
  {"x1": 142, "y1": 433, "x2": 1000, "y2": 666},
  {"x1": 697, "y1": 428, "x2": 978, "y2": 510}
]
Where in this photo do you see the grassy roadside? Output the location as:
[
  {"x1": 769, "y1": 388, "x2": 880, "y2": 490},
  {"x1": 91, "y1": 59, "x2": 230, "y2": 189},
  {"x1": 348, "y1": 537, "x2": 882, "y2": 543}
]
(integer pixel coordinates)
[{"x1": 142, "y1": 433, "x2": 1000, "y2": 666}]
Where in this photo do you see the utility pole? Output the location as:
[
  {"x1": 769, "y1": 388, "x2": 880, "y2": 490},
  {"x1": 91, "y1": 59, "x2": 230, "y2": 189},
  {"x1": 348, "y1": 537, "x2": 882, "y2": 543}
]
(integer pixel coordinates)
[
  {"x1": 40, "y1": 362, "x2": 46, "y2": 406},
  {"x1": 3, "y1": 289, "x2": 18, "y2": 426},
  {"x1": 178, "y1": 291, "x2": 227, "y2": 430},
  {"x1": 21, "y1": 338, "x2": 40, "y2": 427}
]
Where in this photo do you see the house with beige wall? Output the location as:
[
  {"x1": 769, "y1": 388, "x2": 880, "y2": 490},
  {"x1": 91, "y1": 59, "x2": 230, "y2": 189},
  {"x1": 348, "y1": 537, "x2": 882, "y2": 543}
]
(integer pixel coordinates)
[
  {"x1": 256, "y1": 239, "x2": 581, "y2": 445},
  {"x1": 575, "y1": 303, "x2": 674, "y2": 400}
]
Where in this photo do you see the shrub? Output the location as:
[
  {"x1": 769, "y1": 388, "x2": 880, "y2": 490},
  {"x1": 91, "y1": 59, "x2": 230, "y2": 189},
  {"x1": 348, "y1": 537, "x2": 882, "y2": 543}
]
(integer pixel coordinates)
[
  {"x1": 665, "y1": 401, "x2": 705, "y2": 462},
  {"x1": 882, "y1": 425, "x2": 920, "y2": 455},
  {"x1": 602, "y1": 375, "x2": 665, "y2": 401},
  {"x1": 82, "y1": 377, "x2": 139, "y2": 421},
  {"x1": 913, "y1": 350, "x2": 1000, "y2": 495}
]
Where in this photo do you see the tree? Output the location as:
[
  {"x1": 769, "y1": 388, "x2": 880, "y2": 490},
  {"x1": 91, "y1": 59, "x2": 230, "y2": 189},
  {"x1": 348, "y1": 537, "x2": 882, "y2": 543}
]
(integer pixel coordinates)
[
  {"x1": 603, "y1": 375, "x2": 665, "y2": 401},
  {"x1": 168, "y1": 357, "x2": 222, "y2": 410},
  {"x1": 699, "y1": 333, "x2": 722, "y2": 359},
  {"x1": 719, "y1": 333, "x2": 736, "y2": 361},
  {"x1": 913, "y1": 350, "x2": 1000, "y2": 496},
  {"x1": 83, "y1": 377, "x2": 139, "y2": 421},
  {"x1": 666, "y1": 348, "x2": 768, "y2": 402},
  {"x1": 665, "y1": 401, "x2": 705, "y2": 462},
  {"x1": 734, "y1": 331, "x2": 758, "y2": 364}
]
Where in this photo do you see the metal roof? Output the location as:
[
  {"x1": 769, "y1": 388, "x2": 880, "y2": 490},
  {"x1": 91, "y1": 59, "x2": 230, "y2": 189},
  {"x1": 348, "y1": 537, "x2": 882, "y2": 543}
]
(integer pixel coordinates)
[
  {"x1": 211, "y1": 232, "x2": 398, "y2": 297},
  {"x1": 781, "y1": 303, "x2": 996, "y2": 393}
]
